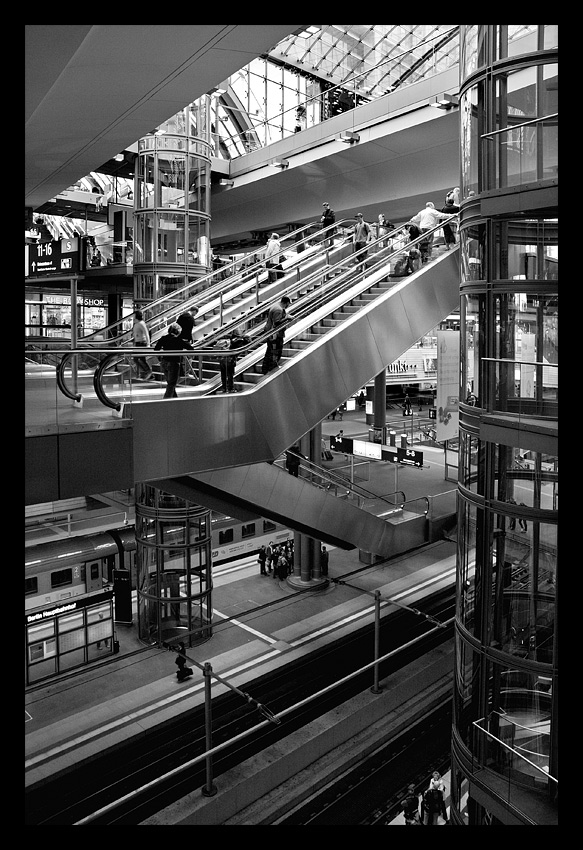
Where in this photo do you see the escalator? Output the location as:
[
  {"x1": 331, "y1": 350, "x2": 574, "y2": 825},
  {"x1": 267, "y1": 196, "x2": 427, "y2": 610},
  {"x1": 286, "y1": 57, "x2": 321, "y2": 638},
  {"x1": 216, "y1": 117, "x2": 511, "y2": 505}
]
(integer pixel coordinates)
[{"x1": 49, "y1": 223, "x2": 459, "y2": 553}]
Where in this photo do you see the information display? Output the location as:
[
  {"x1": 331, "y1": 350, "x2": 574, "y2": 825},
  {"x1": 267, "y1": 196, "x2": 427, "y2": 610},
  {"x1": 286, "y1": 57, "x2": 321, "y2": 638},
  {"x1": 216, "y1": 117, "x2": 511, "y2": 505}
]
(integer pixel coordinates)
[
  {"x1": 27, "y1": 238, "x2": 80, "y2": 277},
  {"x1": 330, "y1": 437, "x2": 423, "y2": 467}
]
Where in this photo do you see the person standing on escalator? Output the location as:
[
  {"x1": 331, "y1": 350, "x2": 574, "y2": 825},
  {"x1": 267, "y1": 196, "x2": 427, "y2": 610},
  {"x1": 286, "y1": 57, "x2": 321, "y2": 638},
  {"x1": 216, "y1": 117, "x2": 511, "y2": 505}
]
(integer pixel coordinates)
[
  {"x1": 263, "y1": 232, "x2": 283, "y2": 283},
  {"x1": 262, "y1": 295, "x2": 291, "y2": 373},
  {"x1": 320, "y1": 202, "x2": 336, "y2": 248}
]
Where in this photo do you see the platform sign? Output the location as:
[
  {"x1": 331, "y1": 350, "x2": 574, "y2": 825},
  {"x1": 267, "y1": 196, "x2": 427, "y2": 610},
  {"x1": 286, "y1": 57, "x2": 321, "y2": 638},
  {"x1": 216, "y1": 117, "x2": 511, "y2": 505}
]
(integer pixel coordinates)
[
  {"x1": 27, "y1": 238, "x2": 79, "y2": 277},
  {"x1": 396, "y1": 447, "x2": 424, "y2": 468}
]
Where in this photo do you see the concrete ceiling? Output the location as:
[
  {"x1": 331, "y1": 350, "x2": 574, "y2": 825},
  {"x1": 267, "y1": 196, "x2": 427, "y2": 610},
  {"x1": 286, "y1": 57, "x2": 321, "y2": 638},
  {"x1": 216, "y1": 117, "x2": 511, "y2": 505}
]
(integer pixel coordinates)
[{"x1": 25, "y1": 24, "x2": 303, "y2": 210}]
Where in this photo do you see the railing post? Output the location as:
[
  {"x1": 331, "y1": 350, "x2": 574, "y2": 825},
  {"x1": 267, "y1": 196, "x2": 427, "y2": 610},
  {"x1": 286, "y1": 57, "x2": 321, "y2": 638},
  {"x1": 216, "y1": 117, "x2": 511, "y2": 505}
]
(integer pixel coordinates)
[
  {"x1": 370, "y1": 590, "x2": 383, "y2": 694},
  {"x1": 201, "y1": 662, "x2": 218, "y2": 797}
]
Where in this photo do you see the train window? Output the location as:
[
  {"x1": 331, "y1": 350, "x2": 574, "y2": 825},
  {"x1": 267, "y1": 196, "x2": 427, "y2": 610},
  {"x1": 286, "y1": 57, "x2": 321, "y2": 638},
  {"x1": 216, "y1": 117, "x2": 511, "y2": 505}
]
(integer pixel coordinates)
[
  {"x1": 241, "y1": 523, "x2": 256, "y2": 539},
  {"x1": 90, "y1": 562, "x2": 99, "y2": 580},
  {"x1": 51, "y1": 568, "x2": 73, "y2": 589},
  {"x1": 218, "y1": 528, "x2": 234, "y2": 545},
  {"x1": 263, "y1": 520, "x2": 276, "y2": 533},
  {"x1": 25, "y1": 576, "x2": 38, "y2": 596}
]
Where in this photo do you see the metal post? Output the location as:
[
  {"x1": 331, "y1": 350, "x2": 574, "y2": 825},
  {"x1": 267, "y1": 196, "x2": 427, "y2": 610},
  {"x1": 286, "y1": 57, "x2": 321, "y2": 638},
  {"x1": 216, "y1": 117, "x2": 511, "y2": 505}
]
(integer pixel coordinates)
[
  {"x1": 370, "y1": 590, "x2": 383, "y2": 693},
  {"x1": 201, "y1": 662, "x2": 218, "y2": 796}
]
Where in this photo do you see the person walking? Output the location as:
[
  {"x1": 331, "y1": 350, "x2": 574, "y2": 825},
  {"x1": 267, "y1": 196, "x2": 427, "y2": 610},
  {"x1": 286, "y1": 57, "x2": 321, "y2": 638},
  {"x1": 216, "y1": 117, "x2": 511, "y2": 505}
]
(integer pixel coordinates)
[
  {"x1": 132, "y1": 310, "x2": 152, "y2": 379},
  {"x1": 262, "y1": 295, "x2": 291, "y2": 373},
  {"x1": 154, "y1": 323, "x2": 193, "y2": 398},
  {"x1": 409, "y1": 202, "x2": 449, "y2": 263},
  {"x1": 353, "y1": 213, "x2": 372, "y2": 267},
  {"x1": 263, "y1": 232, "x2": 283, "y2": 283},
  {"x1": 320, "y1": 202, "x2": 336, "y2": 247},
  {"x1": 403, "y1": 393, "x2": 412, "y2": 416},
  {"x1": 257, "y1": 545, "x2": 268, "y2": 575}
]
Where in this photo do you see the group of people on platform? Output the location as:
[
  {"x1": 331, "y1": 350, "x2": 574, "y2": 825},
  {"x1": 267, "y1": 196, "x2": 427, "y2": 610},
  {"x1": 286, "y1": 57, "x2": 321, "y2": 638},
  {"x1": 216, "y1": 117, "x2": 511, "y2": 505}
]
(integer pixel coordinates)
[
  {"x1": 399, "y1": 771, "x2": 449, "y2": 826},
  {"x1": 257, "y1": 541, "x2": 329, "y2": 580}
]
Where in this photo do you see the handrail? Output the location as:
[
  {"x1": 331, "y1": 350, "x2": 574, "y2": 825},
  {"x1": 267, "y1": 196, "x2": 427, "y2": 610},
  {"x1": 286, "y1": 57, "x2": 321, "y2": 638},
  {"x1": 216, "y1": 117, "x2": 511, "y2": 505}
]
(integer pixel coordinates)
[
  {"x1": 481, "y1": 112, "x2": 558, "y2": 139},
  {"x1": 279, "y1": 454, "x2": 407, "y2": 511},
  {"x1": 481, "y1": 356, "x2": 558, "y2": 369},
  {"x1": 79, "y1": 218, "x2": 341, "y2": 347},
  {"x1": 74, "y1": 619, "x2": 453, "y2": 824},
  {"x1": 65, "y1": 218, "x2": 458, "y2": 409},
  {"x1": 472, "y1": 717, "x2": 557, "y2": 784}
]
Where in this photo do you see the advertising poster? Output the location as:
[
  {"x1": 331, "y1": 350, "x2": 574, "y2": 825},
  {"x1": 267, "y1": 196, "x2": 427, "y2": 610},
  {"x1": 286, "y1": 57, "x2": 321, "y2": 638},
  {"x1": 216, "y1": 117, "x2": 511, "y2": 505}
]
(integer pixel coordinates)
[{"x1": 436, "y1": 331, "x2": 460, "y2": 442}]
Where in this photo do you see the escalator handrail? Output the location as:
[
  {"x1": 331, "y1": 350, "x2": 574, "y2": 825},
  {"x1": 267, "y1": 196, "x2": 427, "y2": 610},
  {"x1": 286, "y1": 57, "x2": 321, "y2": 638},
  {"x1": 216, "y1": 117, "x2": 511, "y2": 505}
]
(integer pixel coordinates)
[
  {"x1": 79, "y1": 218, "x2": 341, "y2": 346},
  {"x1": 91, "y1": 220, "x2": 459, "y2": 406}
]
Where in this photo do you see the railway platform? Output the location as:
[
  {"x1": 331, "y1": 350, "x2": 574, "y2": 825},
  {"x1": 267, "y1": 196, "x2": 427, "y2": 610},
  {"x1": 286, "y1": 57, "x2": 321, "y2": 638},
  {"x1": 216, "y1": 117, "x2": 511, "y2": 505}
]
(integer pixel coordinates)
[{"x1": 25, "y1": 408, "x2": 458, "y2": 823}]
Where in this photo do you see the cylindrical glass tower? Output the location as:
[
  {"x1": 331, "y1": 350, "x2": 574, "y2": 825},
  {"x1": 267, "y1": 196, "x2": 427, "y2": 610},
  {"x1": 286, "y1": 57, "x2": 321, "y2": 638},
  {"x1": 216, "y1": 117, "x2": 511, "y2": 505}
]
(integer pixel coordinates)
[
  {"x1": 451, "y1": 25, "x2": 558, "y2": 825},
  {"x1": 133, "y1": 98, "x2": 212, "y2": 310},
  {"x1": 135, "y1": 483, "x2": 213, "y2": 648}
]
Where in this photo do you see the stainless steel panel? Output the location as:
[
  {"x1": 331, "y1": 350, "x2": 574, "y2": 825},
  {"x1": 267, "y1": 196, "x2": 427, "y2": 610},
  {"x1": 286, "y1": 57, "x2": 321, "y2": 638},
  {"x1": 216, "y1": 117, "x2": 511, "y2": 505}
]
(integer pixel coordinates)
[
  {"x1": 132, "y1": 250, "x2": 460, "y2": 483},
  {"x1": 160, "y1": 462, "x2": 401, "y2": 554}
]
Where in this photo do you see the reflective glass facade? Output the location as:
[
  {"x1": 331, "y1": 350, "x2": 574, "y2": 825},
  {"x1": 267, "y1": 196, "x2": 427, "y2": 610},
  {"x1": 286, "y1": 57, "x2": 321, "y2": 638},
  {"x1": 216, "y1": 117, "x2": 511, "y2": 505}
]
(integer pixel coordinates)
[{"x1": 452, "y1": 25, "x2": 558, "y2": 826}]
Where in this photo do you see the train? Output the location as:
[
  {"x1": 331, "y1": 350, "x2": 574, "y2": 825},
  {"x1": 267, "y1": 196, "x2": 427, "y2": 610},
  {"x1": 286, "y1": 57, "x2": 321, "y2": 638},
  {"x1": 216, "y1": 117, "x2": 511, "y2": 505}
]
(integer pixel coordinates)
[{"x1": 25, "y1": 514, "x2": 293, "y2": 612}]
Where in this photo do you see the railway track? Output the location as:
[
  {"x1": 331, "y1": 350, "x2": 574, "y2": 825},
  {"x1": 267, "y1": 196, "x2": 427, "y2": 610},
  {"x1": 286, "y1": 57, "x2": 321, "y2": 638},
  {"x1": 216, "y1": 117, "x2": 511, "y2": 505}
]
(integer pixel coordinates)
[{"x1": 25, "y1": 587, "x2": 455, "y2": 825}]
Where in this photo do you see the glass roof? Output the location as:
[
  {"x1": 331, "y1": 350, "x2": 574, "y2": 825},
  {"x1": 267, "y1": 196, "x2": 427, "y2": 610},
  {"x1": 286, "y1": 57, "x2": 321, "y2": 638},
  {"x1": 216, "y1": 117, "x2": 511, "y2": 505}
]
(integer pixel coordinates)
[{"x1": 269, "y1": 25, "x2": 460, "y2": 98}]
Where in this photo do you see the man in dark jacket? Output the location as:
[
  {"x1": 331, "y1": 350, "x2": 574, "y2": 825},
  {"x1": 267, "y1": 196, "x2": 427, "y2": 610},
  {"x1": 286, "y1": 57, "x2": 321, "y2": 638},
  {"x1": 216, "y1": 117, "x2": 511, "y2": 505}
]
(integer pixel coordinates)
[
  {"x1": 176, "y1": 306, "x2": 199, "y2": 344},
  {"x1": 320, "y1": 202, "x2": 336, "y2": 247},
  {"x1": 154, "y1": 323, "x2": 193, "y2": 398}
]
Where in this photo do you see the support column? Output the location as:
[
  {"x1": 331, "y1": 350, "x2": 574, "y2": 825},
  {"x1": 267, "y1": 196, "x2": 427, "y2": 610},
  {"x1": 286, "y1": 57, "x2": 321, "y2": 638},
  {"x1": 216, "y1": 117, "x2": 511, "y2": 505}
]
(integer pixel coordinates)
[{"x1": 287, "y1": 423, "x2": 328, "y2": 589}]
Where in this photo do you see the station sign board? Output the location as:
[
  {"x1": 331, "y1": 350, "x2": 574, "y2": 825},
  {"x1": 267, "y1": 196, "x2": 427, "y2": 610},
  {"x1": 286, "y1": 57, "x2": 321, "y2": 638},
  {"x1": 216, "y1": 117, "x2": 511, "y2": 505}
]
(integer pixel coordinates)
[{"x1": 27, "y1": 238, "x2": 80, "y2": 277}]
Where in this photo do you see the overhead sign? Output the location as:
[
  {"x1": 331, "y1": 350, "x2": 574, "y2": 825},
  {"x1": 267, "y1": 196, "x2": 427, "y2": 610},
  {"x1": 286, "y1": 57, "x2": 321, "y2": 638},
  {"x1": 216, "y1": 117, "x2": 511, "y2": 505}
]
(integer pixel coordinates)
[
  {"x1": 329, "y1": 437, "x2": 423, "y2": 468},
  {"x1": 27, "y1": 238, "x2": 79, "y2": 277}
]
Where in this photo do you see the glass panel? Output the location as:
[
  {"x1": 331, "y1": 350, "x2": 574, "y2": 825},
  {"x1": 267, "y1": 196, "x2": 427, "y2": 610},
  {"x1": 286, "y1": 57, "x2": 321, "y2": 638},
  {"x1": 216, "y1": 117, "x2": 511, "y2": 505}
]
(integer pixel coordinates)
[
  {"x1": 158, "y1": 153, "x2": 186, "y2": 208},
  {"x1": 157, "y1": 212, "x2": 185, "y2": 263},
  {"x1": 460, "y1": 86, "x2": 479, "y2": 199}
]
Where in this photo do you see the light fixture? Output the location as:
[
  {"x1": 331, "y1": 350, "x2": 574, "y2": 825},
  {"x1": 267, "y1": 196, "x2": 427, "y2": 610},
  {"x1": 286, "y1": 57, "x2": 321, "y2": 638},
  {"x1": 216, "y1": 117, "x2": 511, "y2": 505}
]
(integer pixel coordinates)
[
  {"x1": 219, "y1": 179, "x2": 234, "y2": 187},
  {"x1": 113, "y1": 153, "x2": 124, "y2": 162},
  {"x1": 431, "y1": 94, "x2": 459, "y2": 110},
  {"x1": 271, "y1": 158, "x2": 289, "y2": 169},
  {"x1": 338, "y1": 130, "x2": 360, "y2": 144}
]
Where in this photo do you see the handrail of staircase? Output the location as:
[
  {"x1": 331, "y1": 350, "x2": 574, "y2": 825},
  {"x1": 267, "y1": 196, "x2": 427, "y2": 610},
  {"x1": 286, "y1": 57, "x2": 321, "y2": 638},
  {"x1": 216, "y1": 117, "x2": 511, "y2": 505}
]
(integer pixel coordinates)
[
  {"x1": 90, "y1": 218, "x2": 459, "y2": 408},
  {"x1": 78, "y1": 218, "x2": 347, "y2": 347},
  {"x1": 276, "y1": 454, "x2": 407, "y2": 513}
]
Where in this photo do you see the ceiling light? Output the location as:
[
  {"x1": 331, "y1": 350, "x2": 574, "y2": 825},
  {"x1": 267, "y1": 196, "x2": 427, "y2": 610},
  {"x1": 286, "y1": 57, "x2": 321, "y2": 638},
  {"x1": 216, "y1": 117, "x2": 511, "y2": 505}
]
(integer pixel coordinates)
[
  {"x1": 338, "y1": 131, "x2": 360, "y2": 144},
  {"x1": 431, "y1": 94, "x2": 459, "y2": 110},
  {"x1": 271, "y1": 158, "x2": 289, "y2": 169},
  {"x1": 113, "y1": 154, "x2": 124, "y2": 162},
  {"x1": 219, "y1": 179, "x2": 234, "y2": 187}
]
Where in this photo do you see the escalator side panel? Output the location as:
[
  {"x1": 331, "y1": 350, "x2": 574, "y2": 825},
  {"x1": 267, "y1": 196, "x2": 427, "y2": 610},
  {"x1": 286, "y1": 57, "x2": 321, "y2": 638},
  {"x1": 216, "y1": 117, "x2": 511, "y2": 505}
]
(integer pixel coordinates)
[
  {"x1": 156, "y1": 462, "x2": 399, "y2": 554},
  {"x1": 131, "y1": 251, "x2": 459, "y2": 483}
]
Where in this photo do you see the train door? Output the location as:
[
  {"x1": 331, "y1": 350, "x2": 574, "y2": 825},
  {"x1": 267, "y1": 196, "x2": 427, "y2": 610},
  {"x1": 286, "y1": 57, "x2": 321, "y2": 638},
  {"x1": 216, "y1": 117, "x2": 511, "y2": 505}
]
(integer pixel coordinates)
[{"x1": 86, "y1": 560, "x2": 103, "y2": 593}]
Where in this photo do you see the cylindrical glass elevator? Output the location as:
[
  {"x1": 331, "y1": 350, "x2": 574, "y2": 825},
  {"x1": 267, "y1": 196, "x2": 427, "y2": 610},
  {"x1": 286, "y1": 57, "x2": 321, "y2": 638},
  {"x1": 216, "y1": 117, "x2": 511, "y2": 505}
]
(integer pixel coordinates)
[
  {"x1": 132, "y1": 98, "x2": 212, "y2": 309},
  {"x1": 135, "y1": 483, "x2": 213, "y2": 648},
  {"x1": 451, "y1": 24, "x2": 558, "y2": 826}
]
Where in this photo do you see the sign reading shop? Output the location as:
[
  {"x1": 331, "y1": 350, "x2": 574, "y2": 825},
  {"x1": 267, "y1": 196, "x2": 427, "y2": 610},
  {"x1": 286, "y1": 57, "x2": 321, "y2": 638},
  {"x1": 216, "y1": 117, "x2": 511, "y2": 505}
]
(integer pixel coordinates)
[{"x1": 27, "y1": 238, "x2": 80, "y2": 277}]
